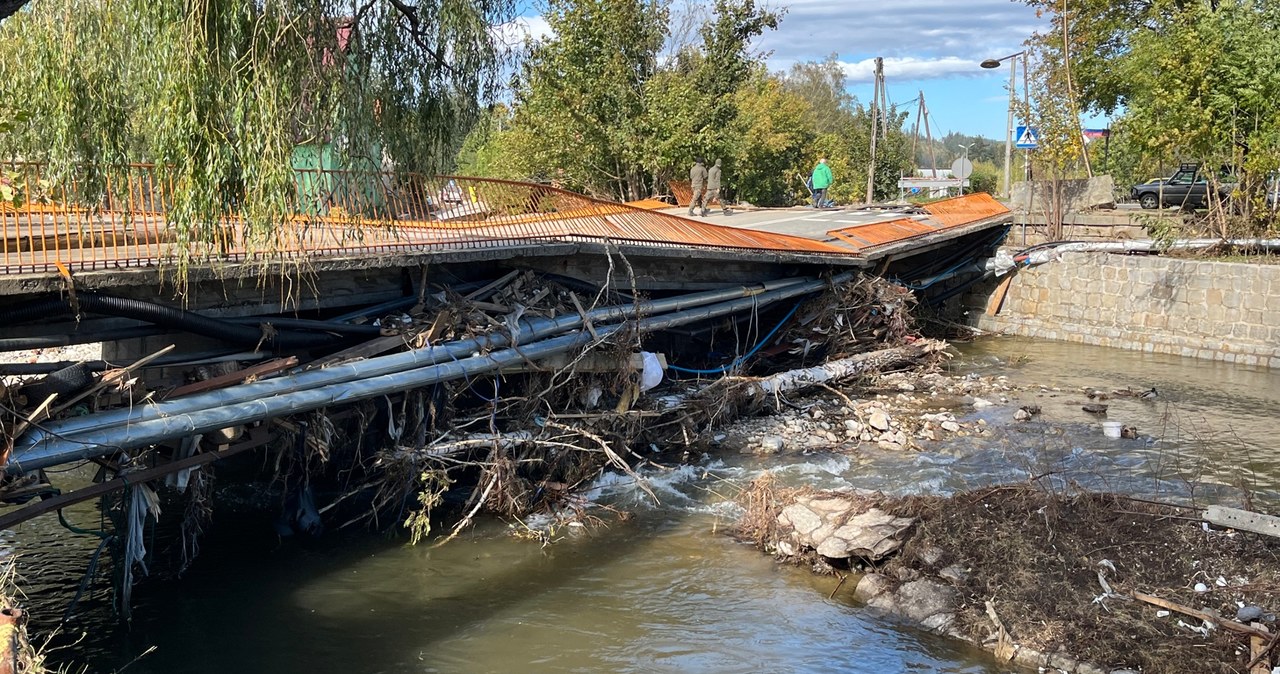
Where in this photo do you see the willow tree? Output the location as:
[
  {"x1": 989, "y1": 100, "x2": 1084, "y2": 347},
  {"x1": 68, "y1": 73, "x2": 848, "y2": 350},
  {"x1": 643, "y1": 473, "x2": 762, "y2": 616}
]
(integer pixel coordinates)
[{"x1": 0, "y1": 0, "x2": 516, "y2": 270}]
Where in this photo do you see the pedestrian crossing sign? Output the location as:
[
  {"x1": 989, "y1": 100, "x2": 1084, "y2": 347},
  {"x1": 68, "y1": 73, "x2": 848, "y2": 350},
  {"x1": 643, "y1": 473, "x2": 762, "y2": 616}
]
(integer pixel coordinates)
[{"x1": 1015, "y1": 126, "x2": 1039, "y2": 149}]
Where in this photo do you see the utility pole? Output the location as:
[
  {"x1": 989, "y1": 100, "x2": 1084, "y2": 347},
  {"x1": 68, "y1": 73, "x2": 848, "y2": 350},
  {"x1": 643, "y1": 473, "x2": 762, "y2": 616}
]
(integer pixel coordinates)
[
  {"x1": 865, "y1": 56, "x2": 883, "y2": 205},
  {"x1": 1003, "y1": 56, "x2": 1015, "y2": 199}
]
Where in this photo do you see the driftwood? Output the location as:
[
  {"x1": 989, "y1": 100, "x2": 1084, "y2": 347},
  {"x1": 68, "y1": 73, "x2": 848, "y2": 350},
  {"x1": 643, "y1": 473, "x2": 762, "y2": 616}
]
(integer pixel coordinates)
[
  {"x1": 1133, "y1": 592, "x2": 1273, "y2": 639},
  {"x1": 1250, "y1": 624, "x2": 1276, "y2": 673},
  {"x1": 748, "y1": 339, "x2": 947, "y2": 396},
  {"x1": 167, "y1": 357, "x2": 298, "y2": 399}
]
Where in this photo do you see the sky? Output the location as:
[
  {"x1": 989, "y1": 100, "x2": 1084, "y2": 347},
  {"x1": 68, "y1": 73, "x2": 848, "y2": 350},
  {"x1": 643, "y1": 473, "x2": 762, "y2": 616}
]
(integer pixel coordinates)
[{"x1": 505, "y1": 0, "x2": 1108, "y2": 142}]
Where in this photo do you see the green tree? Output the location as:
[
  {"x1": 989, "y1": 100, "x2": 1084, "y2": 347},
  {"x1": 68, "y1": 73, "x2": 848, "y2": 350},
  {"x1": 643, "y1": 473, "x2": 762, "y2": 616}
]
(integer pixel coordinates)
[
  {"x1": 508, "y1": 0, "x2": 668, "y2": 199},
  {"x1": 1025, "y1": 44, "x2": 1090, "y2": 238},
  {"x1": 1022, "y1": 0, "x2": 1280, "y2": 230},
  {"x1": 726, "y1": 68, "x2": 813, "y2": 205},
  {"x1": 783, "y1": 56, "x2": 857, "y2": 135}
]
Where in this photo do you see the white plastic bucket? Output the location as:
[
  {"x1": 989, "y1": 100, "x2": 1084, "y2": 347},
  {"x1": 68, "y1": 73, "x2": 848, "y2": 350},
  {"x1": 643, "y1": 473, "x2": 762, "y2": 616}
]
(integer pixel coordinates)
[{"x1": 1102, "y1": 421, "x2": 1123, "y2": 439}]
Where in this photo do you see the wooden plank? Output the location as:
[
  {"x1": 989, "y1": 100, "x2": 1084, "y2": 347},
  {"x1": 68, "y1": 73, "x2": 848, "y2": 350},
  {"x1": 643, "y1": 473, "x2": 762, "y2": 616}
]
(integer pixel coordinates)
[
  {"x1": 1204, "y1": 505, "x2": 1280, "y2": 540},
  {"x1": 464, "y1": 270, "x2": 520, "y2": 301},
  {"x1": 569, "y1": 292, "x2": 599, "y2": 341},
  {"x1": 1249, "y1": 623, "x2": 1272, "y2": 674},
  {"x1": 1133, "y1": 592, "x2": 1272, "y2": 639},
  {"x1": 166, "y1": 356, "x2": 298, "y2": 399},
  {"x1": 309, "y1": 333, "x2": 410, "y2": 369},
  {"x1": 986, "y1": 273, "x2": 1016, "y2": 316}
]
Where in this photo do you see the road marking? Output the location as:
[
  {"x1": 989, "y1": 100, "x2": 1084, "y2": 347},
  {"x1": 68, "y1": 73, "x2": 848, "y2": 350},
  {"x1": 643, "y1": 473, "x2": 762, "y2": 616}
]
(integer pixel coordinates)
[{"x1": 747, "y1": 211, "x2": 840, "y2": 227}]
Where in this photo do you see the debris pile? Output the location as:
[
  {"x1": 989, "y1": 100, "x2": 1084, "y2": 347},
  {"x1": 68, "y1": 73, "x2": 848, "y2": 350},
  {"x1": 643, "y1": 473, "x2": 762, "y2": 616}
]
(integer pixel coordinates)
[
  {"x1": 737, "y1": 480, "x2": 1280, "y2": 674},
  {"x1": 0, "y1": 270, "x2": 948, "y2": 619}
]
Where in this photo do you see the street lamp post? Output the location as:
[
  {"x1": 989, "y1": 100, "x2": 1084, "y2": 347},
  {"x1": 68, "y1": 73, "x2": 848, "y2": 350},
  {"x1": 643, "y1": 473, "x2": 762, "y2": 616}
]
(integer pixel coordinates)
[{"x1": 981, "y1": 51, "x2": 1025, "y2": 200}]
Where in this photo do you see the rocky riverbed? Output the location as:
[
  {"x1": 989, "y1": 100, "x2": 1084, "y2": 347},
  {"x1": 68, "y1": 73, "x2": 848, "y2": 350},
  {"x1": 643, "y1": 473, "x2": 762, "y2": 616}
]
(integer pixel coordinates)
[
  {"x1": 710, "y1": 353, "x2": 1280, "y2": 674},
  {"x1": 717, "y1": 369, "x2": 1026, "y2": 455}
]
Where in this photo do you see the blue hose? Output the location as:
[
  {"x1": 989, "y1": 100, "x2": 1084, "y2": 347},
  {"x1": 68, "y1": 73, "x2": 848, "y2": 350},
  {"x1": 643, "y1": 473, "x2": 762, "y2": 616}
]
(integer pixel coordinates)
[{"x1": 668, "y1": 303, "x2": 801, "y2": 375}]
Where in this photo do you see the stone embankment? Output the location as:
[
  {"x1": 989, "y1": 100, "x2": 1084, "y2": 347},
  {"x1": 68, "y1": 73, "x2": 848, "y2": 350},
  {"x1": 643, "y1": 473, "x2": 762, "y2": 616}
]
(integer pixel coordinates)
[{"x1": 973, "y1": 252, "x2": 1280, "y2": 368}]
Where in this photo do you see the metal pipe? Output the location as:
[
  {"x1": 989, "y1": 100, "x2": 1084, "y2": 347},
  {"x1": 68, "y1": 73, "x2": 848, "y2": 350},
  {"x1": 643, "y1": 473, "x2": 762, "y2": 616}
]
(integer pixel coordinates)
[
  {"x1": 1019, "y1": 239, "x2": 1280, "y2": 267},
  {"x1": 12, "y1": 277, "x2": 817, "y2": 452},
  {"x1": 9, "y1": 274, "x2": 852, "y2": 473}
]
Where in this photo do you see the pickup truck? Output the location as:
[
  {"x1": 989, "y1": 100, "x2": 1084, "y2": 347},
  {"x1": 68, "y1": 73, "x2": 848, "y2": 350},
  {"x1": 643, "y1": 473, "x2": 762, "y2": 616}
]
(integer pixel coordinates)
[{"x1": 1131, "y1": 163, "x2": 1234, "y2": 210}]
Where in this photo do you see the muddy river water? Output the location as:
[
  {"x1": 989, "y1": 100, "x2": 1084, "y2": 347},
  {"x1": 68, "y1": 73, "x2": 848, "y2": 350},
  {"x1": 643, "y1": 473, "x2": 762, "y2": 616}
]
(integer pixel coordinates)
[{"x1": 12, "y1": 336, "x2": 1280, "y2": 673}]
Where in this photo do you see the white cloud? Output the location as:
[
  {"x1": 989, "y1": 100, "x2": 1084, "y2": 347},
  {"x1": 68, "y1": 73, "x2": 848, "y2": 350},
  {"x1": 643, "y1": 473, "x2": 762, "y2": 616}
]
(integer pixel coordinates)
[
  {"x1": 839, "y1": 56, "x2": 985, "y2": 83},
  {"x1": 490, "y1": 15, "x2": 553, "y2": 50},
  {"x1": 757, "y1": 0, "x2": 1042, "y2": 81}
]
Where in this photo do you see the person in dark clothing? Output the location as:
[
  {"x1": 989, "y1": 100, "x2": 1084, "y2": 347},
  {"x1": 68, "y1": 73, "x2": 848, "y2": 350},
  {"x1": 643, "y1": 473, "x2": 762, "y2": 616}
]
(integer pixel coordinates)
[
  {"x1": 688, "y1": 158, "x2": 708, "y2": 216},
  {"x1": 705, "y1": 159, "x2": 729, "y2": 216}
]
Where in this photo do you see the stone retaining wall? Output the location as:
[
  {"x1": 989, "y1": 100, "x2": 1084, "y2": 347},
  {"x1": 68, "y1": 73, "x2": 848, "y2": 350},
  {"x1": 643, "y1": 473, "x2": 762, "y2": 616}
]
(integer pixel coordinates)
[{"x1": 971, "y1": 252, "x2": 1280, "y2": 368}]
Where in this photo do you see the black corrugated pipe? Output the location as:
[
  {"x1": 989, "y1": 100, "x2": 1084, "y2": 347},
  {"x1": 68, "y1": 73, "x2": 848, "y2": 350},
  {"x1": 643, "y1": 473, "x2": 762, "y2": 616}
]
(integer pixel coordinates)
[
  {"x1": 225, "y1": 316, "x2": 382, "y2": 336},
  {"x1": 0, "y1": 326, "x2": 162, "y2": 352},
  {"x1": 0, "y1": 294, "x2": 345, "y2": 349}
]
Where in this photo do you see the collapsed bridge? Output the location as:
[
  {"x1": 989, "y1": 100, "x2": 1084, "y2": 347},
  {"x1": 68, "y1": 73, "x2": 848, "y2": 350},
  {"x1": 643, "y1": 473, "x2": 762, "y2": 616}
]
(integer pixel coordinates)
[{"x1": 0, "y1": 165, "x2": 1010, "y2": 618}]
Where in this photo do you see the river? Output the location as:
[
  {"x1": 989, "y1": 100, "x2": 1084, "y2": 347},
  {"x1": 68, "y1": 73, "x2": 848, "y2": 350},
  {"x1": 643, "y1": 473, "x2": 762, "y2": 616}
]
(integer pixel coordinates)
[{"x1": 12, "y1": 336, "x2": 1280, "y2": 673}]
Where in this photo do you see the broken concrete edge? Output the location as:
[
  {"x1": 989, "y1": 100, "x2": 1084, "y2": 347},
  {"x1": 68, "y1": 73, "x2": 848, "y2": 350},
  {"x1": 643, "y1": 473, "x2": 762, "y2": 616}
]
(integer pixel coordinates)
[
  {"x1": 1009, "y1": 176, "x2": 1118, "y2": 214},
  {"x1": 0, "y1": 238, "x2": 884, "y2": 298}
]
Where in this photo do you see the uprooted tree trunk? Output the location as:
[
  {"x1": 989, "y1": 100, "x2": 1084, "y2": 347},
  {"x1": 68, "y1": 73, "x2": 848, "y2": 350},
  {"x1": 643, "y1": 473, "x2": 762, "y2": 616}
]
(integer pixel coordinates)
[{"x1": 746, "y1": 339, "x2": 947, "y2": 396}]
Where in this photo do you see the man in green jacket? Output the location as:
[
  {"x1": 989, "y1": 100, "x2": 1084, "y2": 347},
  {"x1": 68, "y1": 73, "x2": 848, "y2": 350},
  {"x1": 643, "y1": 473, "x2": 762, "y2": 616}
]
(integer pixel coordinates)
[
  {"x1": 688, "y1": 158, "x2": 708, "y2": 216},
  {"x1": 811, "y1": 158, "x2": 833, "y2": 208},
  {"x1": 705, "y1": 159, "x2": 729, "y2": 216}
]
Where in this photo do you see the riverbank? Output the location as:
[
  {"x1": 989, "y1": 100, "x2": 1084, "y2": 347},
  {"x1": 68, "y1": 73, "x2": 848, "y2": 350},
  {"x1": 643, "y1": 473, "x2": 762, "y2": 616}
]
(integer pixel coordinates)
[
  {"x1": 738, "y1": 480, "x2": 1280, "y2": 674},
  {"x1": 969, "y1": 250, "x2": 1280, "y2": 368}
]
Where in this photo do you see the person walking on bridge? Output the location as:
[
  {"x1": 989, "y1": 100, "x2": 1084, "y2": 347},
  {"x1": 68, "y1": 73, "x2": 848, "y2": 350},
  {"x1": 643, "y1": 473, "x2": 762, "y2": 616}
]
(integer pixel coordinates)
[
  {"x1": 810, "y1": 158, "x2": 833, "y2": 208},
  {"x1": 688, "y1": 158, "x2": 708, "y2": 216},
  {"x1": 705, "y1": 159, "x2": 729, "y2": 216}
]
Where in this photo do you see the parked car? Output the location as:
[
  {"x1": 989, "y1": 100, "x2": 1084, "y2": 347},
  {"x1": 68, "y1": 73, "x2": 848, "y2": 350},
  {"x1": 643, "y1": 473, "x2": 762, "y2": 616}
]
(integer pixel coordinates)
[{"x1": 1130, "y1": 163, "x2": 1234, "y2": 210}]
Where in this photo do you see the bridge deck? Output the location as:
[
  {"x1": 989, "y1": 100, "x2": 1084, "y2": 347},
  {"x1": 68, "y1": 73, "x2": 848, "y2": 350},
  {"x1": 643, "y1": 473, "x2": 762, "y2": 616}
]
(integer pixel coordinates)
[{"x1": 0, "y1": 164, "x2": 1009, "y2": 284}]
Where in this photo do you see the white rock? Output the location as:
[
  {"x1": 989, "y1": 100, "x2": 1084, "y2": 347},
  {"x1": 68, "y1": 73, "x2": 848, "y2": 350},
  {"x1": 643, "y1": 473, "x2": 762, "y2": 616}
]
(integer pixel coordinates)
[
  {"x1": 1013, "y1": 408, "x2": 1031, "y2": 421},
  {"x1": 854, "y1": 573, "x2": 895, "y2": 601},
  {"x1": 818, "y1": 508, "x2": 916, "y2": 560},
  {"x1": 972, "y1": 397, "x2": 994, "y2": 409},
  {"x1": 778, "y1": 503, "x2": 822, "y2": 536},
  {"x1": 940, "y1": 421, "x2": 961, "y2": 433},
  {"x1": 868, "y1": 409, "x2": 892, "y2": 431},
  {"x1": 760, "y1": 436, "x2": 785, "y2": 452}
]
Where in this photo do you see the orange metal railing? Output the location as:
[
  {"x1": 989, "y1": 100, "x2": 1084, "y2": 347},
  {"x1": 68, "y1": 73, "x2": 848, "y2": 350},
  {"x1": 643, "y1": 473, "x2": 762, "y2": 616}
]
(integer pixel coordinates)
[{"x1": 1, "y1": 162, "x2": 855, "y2": 275}]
